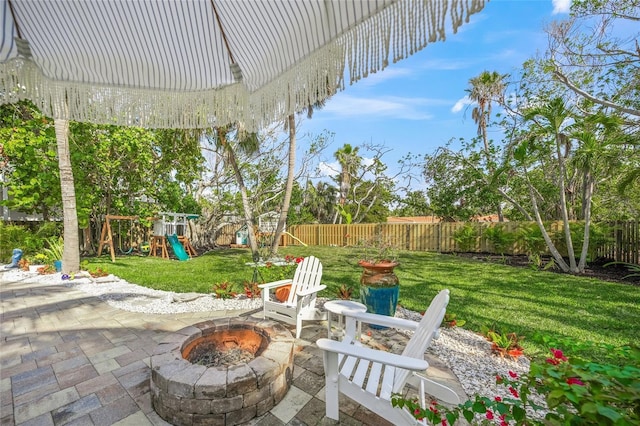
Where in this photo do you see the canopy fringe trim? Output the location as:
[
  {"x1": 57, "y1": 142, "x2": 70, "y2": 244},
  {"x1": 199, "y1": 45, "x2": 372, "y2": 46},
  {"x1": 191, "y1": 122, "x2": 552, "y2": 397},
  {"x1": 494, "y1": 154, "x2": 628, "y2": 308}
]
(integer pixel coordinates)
[{"x1": 0, "y1": 0, "x2": 486, "y2": 130}]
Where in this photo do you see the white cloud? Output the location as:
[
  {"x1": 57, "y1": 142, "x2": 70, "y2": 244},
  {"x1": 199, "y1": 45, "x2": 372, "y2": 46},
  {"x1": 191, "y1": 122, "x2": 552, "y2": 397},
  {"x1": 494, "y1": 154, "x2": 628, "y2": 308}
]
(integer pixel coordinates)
[
  {"x1": 451, "y1": 96, "x2": 474, "y2": 113},
  {"x1": 358, "y1": 67, "x2": 414, "y2": 86},
  {"x1": 552, "y1": 0, "x2": 571, "y2": 14},
  {"x1": 322, "y1": 94, "x2": 435, "y2": 120},
  {"x1": 318, "y1": 161, "x2": 340, "y2": 178}
]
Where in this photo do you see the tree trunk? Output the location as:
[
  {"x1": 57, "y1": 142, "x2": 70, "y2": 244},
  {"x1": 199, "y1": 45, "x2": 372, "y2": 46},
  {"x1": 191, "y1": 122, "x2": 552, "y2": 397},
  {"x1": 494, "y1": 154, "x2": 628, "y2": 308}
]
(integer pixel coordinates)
[
  {"x1": 577, "y1": 173, "x2": 595, "y2": 272},
  {"x1": 524, "y1": 165, "x2": 571, "y2": 272},
  {"x1": 270, "y1": 114, "x2": 296, "y2": 256},
  {"x1": 220, "y1": 131, "x2": 259, "y2": 260},
  {"x1": 555, "y1": 133, "x2": 578, "y2": 273},
  {"x1": 497, "y1": 188, "x2": 533, "y2": 220},
  {"x1": 54, "y1": 119, "x2": 80, "y2": 273}
]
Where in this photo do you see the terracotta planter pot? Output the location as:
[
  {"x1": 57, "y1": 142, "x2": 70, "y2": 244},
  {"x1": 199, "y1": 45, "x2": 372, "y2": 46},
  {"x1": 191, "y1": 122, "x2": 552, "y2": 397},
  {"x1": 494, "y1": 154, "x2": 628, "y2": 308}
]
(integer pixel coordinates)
[{"x1": 357, "y1": 260, "x2": 399, "y2": 286}]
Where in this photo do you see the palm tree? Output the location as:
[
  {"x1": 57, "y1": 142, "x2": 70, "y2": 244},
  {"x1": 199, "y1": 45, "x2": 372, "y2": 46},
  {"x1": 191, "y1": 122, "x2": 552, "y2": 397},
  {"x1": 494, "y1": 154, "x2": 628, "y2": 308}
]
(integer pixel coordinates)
[
  {"x1": 523, "y1": 97, "x2": 578, "y2": 273},
  {"x1": 211, "y1": 125, "x2": 261, "y2": 260},
  {"x1": 468, "y1": 71, "x2": 507, "y2": 151},
  {"x1": 269, "y1": 114, "x2": 297, "y2": 255},
  {"x1": 333, "y1": 144, "x2": 361, "y2": 224},
  {"x1": 54, "y1": 118, "x2": 80, "y2": 273},
  {"x1": 467, "y1": 70, "x2": 508, "y2": 220}
]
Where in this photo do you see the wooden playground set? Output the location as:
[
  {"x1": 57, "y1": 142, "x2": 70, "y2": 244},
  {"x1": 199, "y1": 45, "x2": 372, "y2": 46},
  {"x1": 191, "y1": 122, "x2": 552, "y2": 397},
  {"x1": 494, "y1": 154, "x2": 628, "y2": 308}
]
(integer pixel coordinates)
[{"x1": 97, "y1": 212, "x2": 198, "y2": 262}]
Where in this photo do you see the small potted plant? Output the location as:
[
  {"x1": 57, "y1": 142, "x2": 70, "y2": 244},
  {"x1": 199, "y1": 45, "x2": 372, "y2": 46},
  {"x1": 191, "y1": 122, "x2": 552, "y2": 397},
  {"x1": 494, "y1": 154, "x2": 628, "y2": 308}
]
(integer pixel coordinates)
[
  {"x1": 43, "y1": 237, "x2": 64, "y2": 272},
  {"x1": 357, "y1": 235, "x2": 400, "y2": 319}
]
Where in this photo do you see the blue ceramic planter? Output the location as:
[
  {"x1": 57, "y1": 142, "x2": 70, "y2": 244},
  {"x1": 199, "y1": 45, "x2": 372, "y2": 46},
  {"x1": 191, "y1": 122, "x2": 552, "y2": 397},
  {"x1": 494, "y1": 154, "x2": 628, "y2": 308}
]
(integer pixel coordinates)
[
  {"x1": 360, "y1": 284, "x2": 399, "y2": 319},
  {"x1": 54, "y1": 260, "x2": 62, "y2": 272},
  {"x1": 358, "y1": 261, "x2": 400, "y2": 328}
]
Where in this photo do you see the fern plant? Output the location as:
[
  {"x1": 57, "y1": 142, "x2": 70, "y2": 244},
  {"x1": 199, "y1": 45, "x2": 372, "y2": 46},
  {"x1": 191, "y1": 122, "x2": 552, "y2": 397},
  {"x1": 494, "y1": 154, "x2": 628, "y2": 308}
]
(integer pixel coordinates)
[
  {"x1": 484, "y1": 225, "x2": 515, "y2": 255},
  {"x1": 453, "y1": 224, "x2": 478, "y2": 252}
]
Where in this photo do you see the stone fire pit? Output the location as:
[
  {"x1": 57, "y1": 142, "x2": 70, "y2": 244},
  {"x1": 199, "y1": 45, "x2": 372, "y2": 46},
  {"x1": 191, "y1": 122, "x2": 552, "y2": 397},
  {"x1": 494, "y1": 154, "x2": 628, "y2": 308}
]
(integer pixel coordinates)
[{"x1": 150, "y1": 317, "x2": 294, "y2": 425}]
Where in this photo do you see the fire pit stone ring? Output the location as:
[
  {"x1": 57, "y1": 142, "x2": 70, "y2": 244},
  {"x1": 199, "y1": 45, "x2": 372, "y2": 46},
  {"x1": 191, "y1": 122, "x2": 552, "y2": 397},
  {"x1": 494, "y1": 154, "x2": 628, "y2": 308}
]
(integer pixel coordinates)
[{"x1": 150, "y1": 317, "x2": 295, "y2": 425}]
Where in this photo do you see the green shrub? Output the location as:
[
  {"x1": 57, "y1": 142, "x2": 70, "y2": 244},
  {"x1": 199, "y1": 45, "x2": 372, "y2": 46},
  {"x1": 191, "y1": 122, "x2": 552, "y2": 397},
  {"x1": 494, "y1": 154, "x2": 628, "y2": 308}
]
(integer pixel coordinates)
[
  {"x1": 0, "y1": 223, "x2": 28, "y2": 261},
  {"x1": 517, "y1": 223, "x2": 547, "y2": 255},
  {"x1": 0, "y1": 222, "x2": 62, "y2": 262},
  {"x1": 484, "y1": 225, "x2": 516, "y2": 255},
  {"x1": 552, "y1": 222, "x2": 611, "y2": 262},
  {"x1": 393, "y1": 341, "x2": 640, "y2": 425},
  {"x1": 453, "y1": 224, "x2": 479, "y2": 252}
]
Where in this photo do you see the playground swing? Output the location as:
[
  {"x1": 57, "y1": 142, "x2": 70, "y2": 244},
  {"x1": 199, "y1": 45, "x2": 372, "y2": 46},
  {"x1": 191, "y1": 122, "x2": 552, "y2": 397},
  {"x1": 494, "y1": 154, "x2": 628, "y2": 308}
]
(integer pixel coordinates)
[
  {"x1": 117, "y1": 219, "x2": 134, "y2": 255},
  {"x1": 98, "y1": 215, "x2": 148, "y2": 262}
]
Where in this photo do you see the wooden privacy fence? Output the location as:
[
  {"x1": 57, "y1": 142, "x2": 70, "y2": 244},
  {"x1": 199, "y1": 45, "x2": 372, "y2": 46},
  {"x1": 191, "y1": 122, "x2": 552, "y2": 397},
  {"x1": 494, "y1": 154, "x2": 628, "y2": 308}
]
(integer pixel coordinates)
[{"x1": 213, "y1": 220, "x2": 639, "y2": 265}]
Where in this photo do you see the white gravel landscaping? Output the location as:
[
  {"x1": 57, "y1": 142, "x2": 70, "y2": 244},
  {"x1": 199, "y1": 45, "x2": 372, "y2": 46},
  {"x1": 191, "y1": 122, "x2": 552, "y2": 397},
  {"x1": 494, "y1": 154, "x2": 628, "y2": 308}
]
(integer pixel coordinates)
[{"x1": 2, "y1": 267, "x2": 545, "y2": 417}]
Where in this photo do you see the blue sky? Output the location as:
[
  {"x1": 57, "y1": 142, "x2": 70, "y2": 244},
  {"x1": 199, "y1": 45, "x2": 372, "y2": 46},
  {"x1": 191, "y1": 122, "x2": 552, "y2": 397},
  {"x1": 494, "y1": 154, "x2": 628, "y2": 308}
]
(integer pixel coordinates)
[{"x1": 296, "y1": 0, "x2": 572, "y2": 182}]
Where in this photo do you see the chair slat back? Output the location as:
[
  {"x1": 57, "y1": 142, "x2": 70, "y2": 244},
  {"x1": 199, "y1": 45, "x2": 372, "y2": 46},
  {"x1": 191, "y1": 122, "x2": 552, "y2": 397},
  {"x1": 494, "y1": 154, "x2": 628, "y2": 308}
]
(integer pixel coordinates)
[
  {"x1": 393, "y1": 289, "x2": 449, "y2": 391},
  {"x1": 287, "y1": 255, "x2": 323, "y2": 305}
]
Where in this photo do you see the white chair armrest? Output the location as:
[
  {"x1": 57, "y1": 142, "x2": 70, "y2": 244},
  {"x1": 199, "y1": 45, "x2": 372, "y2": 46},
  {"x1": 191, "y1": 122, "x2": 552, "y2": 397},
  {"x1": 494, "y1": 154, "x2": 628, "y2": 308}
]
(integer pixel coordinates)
[
  {"x1": 257, "y1": 279, "x2": 292, "y2": 290},
  {"x1": 342, "y1": 310, "x2": 419, "y2": 331},
  {"x1": 411, "y1": 372, "x2": 461, "y2": 405},
  {"x1": 317, "y1": 338, "x2": 428, "y2": 371},
  {"x1": 297, "y1": 284, "x2": 326, "y2": 296}
]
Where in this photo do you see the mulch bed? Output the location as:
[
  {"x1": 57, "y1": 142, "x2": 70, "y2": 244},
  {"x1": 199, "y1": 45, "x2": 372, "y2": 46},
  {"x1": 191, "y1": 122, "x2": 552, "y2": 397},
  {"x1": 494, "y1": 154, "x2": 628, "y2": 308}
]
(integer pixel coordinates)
[{"x1": 449, "y1": 253, "x2": 640, "y2": 286}]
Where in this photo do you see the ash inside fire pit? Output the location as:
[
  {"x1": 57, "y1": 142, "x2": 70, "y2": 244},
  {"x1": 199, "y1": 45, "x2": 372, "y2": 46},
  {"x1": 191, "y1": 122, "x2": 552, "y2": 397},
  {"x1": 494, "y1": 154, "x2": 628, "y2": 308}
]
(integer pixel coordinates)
[
  {"x1": 187, "y1": 342, "x2": 254, "y2": 367},
  {"x1": 181, "y1": 327, "x2": 268, "y2": 368}
]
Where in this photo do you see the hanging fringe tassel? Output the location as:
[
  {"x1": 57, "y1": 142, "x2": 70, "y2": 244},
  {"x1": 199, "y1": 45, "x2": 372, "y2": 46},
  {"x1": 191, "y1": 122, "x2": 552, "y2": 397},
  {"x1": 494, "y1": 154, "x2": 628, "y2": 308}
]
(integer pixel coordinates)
[{"x1": 0, "y1": 0, "x2": 486, "y2": 131}]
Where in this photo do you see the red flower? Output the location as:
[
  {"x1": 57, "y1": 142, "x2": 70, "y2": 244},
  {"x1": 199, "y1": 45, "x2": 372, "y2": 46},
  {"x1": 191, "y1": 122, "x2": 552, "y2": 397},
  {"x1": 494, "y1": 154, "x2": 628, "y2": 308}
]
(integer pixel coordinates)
[
  {"x1": 508, "y1": 348, "x2": 524, "y2": 358},
  {"x1": 295, "y1": 257, "x2": 304, "y2": 263},
  {"x1": 508, "y1": 386, "x2": 519, "y2": 398},
  {"x1": 546, "y1": 357, "x2": 560, "y2": 365},
  {"x1": 508, "y1": 370, "x2": 518, "y2": 379},
  {"x1": 494, "y1": 396, "x2": 502, "y2": 402},
  {"x1": 496, "y1": 375, "x2": 503, "y2": 384},
  {"x1": 551, "y1": 348, "x2": 567, "y2": 361},
  {"x1": 500, "y1": 421, "x2": 508, "y2": 426},
  {"x1": 566, "y1": 377, "x2": 585, "y2": 386},
  {"x1": 441, "y1": 420, "x2": 447, "y2": 426},
  {"x1": 486, "y1": 410, "x2": 494, "y2": 420}
]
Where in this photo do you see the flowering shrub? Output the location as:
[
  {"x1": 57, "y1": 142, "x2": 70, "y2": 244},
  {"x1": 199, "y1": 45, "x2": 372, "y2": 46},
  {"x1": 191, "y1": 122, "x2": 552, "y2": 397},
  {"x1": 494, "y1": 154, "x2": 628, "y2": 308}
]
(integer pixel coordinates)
[
  {"x1": 257, "y1": 255, "x2": 302, "y2": 283},
  {"x1": 211, "y1": 281, "x2": 237, "y2": 299},
  {"x1": 336, "y1": 283, "x2": 354, "y2": 300},
  {"x1": 243, "y1": 281, "x2": 261, "y2": 299},
  {"x1": 37, "y1": 264, "x2": 56, "y2": 275},
  {"x1": 481, "y1": 326, "x2": 525, "y2": 359},
  {"x1": 88, "y1": 267, "x2": 109, "y2": 278},
  {"x1": 392, "y1": 344, "x2": 639, "y2": 425},
  {"x1": 18, "y1": 258, "x2": 30, "y2": 271}
]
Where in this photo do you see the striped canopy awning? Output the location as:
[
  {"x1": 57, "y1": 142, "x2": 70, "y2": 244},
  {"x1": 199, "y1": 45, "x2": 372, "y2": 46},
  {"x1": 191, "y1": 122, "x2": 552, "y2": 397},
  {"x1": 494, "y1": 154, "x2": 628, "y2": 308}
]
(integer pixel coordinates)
[{"x1": 0, "y1": 0, "x2": 486, "y2": 130}]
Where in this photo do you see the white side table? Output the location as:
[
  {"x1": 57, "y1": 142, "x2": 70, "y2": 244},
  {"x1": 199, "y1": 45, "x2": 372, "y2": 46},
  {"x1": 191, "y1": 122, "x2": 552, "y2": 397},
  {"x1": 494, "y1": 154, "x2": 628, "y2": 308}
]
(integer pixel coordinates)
[{"x1": 324, "y1": 300, "x2": 367, "y2": 340}]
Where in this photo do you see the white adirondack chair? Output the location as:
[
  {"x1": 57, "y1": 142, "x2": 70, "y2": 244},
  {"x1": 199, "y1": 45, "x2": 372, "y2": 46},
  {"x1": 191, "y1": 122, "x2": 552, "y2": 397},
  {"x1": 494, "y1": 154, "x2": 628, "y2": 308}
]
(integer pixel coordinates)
[
  {"x1": 258, "y1": 255, "x2": 326, "y2": 338},
  {"x1": 317, "y1": 289, "x2": 459, "y2": 425}
]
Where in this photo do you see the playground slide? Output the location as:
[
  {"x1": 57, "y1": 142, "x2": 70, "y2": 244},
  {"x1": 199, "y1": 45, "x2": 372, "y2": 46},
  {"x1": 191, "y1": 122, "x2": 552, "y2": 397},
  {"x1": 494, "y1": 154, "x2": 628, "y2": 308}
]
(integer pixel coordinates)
[{"x1": 166, "y1": 234, "x2": 190, "y2": 261}]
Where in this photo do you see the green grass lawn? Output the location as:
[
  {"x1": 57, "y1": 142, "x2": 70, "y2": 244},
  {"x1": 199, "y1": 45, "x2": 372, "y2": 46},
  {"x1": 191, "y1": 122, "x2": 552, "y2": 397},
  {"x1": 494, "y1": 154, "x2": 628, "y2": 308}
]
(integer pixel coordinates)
[{"x1": 84, "y1": 245, "x2": 640, "y2": 362}]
